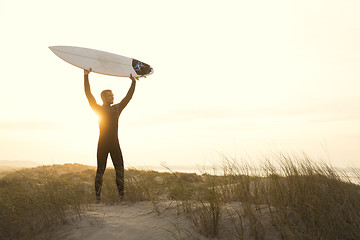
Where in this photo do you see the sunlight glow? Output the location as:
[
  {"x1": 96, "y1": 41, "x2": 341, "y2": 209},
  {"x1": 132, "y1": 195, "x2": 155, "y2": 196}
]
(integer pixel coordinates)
[{"x1": 1, "y1": 0, "x2": 360, "y2": 169}]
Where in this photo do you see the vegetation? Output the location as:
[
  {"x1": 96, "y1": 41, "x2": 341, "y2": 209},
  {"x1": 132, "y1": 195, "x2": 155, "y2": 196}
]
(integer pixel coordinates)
[{"x1": 1, "y1": 156, "x2": 360, "y2": 239}]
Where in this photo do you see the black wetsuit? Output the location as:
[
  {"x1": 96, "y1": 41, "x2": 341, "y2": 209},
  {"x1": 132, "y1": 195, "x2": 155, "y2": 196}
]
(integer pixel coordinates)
[{"x1": 84, "y1": 75, "x2": 136, "y2": 199}]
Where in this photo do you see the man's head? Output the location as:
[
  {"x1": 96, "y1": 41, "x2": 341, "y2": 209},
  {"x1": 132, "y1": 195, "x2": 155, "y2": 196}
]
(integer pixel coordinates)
[{"x1": 101, "y1": 90, "x2": 114, "y2": 105}]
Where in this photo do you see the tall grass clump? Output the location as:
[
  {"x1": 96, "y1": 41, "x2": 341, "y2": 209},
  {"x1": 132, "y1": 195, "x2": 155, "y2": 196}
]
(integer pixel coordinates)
[
  {"x1": 218, "y1": 158, "x2": 267, "y2": 239},
  {"x1": 0, "y1": 165, "x2": 94, "y2": 240},
  {"x1": 166, "y1": 155, "x2": 360, "y2": 239},
  {"x1": 166, "y1": 167, "x2": 225, "y2": 238},
  {"x1": 188, "y1": 173, "x2": 223, "y2": 237},
  {"x1": 261, "y1": 154, "x2": 360, "y2": 239}
]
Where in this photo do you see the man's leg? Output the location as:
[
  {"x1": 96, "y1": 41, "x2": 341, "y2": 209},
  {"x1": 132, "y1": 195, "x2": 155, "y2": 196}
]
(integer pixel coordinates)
[
  {"x1": 95, "y1": 143, "x2": 108, "y2": 200},
  {"x1": 110, "y1": 143, "x2": 124, "y2": 198}
]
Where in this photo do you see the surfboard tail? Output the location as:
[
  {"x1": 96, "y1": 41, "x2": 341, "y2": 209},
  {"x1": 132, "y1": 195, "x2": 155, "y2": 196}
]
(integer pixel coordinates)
[{"x1": 132, "y1": 59, "x2": 153, "y2": 76}]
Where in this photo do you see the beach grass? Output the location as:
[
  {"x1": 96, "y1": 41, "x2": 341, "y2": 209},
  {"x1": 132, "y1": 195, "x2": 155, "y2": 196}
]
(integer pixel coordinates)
[
  {"x1": 1, "y1": 156, "x2": 360, "y2": 239},
  {"x1": 0, "y1": 164, "x2": 94, "y2": 240}
]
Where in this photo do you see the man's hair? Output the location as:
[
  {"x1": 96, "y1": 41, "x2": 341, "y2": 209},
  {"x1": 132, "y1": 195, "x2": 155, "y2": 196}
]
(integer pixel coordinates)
[{"x1": 101, "y1": 90, "x2": 112, "y2": 102}]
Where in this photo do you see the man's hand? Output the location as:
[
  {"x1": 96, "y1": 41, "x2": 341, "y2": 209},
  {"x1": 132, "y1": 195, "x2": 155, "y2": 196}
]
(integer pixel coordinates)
[
  {"x1": 129, "y1": 74, "x2": 136, "y2": 82},
  {"x1": 84, "y1": 68, "x2": 92, "y2": 76}
]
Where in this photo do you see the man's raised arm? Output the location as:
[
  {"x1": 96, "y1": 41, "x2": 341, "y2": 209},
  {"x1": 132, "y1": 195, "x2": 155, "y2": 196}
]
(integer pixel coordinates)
[
  {"x1": 84, "y1": 69, "x2": 101, "y2": 111},
  {"x1": 114, "y1": 74, "x2": 136, "y2": 111}
]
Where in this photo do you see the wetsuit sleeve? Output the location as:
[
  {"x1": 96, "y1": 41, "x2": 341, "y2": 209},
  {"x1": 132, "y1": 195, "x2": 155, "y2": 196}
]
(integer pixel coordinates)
[
  {"x1": 114, "y1": 80, "x2": 136, "y2": 112},
  {"x1": 84, "y1": 74, "x2": 101, "y2": 112}
]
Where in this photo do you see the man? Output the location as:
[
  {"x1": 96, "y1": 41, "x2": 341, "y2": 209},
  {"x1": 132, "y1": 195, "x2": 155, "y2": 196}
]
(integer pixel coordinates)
[{"x1": 84, "y1": 68, "x2": 136, "y2": 201}]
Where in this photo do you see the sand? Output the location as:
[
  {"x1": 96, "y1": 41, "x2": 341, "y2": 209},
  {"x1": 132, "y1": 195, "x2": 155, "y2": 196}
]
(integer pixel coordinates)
[
  {"x1": 52, "y1": 201, "x2": 278, "y2": 240},
  {"x1": 52, "y1": 201, "x2": 206, "y2": 240}
]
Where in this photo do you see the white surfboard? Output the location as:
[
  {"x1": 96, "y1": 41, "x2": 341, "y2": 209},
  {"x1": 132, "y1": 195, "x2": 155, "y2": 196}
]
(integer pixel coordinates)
[{"x1": 49, "y1": 46, "x2": 153, "y2": 78}]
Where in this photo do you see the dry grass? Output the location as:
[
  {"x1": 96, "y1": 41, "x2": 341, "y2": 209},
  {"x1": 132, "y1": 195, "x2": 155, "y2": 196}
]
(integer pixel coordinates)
[
  {"x1": 0, "y1": 164, "x2": 94, "y2": 239},
  {"x1": 1, "y1": 156, "x2": 360, "y2": 239}
]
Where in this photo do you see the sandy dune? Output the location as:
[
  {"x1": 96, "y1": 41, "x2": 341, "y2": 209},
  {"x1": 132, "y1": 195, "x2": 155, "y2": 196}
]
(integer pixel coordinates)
[
  {"x1": 52, "y1": 201, "x2": 278, "y2": 240},
  {"x1": 53, "y1": 201, "x2": 206, "y2": 240}
]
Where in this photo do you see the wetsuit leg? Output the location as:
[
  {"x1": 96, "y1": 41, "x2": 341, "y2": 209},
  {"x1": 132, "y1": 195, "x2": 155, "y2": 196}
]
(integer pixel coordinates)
[
  {"x1": 95, "y1": 142, "x2": 109, "y2": 199},
  {"x1": 109, "y1": 142, "x2": 124, "y2": 197}
]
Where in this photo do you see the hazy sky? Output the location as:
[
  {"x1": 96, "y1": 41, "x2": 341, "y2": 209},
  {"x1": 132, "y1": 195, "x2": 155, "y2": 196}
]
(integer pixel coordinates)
[{"x1": 1, "y1": 0, "x2": 360, "y2": 170}]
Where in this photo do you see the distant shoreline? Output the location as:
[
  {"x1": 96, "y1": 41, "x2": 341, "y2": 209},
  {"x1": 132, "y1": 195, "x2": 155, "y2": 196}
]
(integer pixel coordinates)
[
  {"x1": 0, "y1": 160, "x2": 203, "y2": 174},
  {"x1": 0, "y1": 160, "x2": 41, "y2": 168}
]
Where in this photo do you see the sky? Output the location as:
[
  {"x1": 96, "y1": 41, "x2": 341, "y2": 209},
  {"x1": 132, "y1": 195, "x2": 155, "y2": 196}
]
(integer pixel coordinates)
[{"x1": 1, "y1": 0, "x2": 360, "y2": 171}]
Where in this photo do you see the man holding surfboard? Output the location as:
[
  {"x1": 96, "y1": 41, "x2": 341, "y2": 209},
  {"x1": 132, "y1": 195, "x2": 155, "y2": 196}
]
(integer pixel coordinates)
[{"x1": 84, "y1": 69, "x2": 136, "y2": 201}]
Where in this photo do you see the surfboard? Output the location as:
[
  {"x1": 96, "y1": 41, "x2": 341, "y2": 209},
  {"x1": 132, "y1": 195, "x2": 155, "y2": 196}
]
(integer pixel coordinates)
[{"x1": 49, "y1": 46, "x2": 153, "y2": 78}]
